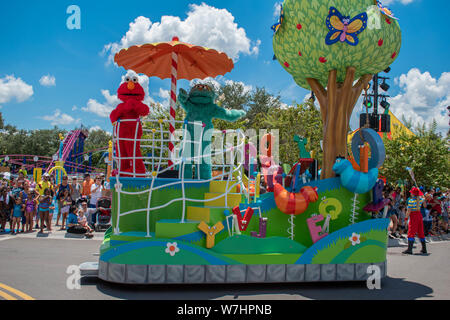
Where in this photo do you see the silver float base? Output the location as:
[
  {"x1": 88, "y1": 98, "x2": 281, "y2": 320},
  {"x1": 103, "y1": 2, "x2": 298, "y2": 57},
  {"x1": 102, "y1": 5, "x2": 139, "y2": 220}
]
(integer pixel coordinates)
[{"x1": 94, "y1": 261, "x2": 387, "y2": 284}]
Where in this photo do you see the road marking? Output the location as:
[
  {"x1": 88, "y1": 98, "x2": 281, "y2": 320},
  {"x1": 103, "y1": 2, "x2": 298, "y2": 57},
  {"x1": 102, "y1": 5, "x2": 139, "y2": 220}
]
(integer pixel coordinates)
[
  {"x1": 0, "y1": 283, "x2": 35, "y2": 300},
  {"x1": 0, "y1": 237, "x2": 15, "y2": 242},
  {"x1": 0, "y1": 289, "x2": 18, "y2": 300}
]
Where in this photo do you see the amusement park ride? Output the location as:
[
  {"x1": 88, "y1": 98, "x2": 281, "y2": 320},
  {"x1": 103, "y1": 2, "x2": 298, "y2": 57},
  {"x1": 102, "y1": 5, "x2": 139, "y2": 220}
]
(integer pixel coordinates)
[
  {"x1": 74, "y1": 0, "x2": 401, "y2": 284},
  {"x1": 0, "y1": 126, "x2": 108, "y2": 182}
]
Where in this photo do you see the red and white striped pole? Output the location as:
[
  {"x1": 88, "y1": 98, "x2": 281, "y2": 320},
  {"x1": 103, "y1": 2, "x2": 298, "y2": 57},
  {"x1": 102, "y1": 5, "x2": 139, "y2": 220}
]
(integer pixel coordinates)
[{"x1": 168, "y1": 36, "x2": 179, "y2": 168}]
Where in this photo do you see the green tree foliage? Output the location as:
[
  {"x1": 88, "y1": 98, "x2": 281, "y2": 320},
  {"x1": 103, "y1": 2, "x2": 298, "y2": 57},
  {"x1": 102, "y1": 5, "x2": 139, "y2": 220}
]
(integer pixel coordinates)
[
  {"x1": 213, "y1": 82, "x2": 323, "y2": 166},
  {"x1": 84, "y1": 129, "x2": 112, "y2": 169},
  {"x1": 0, "y1": 122, "x2": 66, "y2": 157},
  {"x1": 246, "y1": 88, "x2": 283, "y2": 127},
  {"x1": 381, "y1": 125, "x2": 450, "y2": 189},
  {"x1": 0, "y1": 113, "x2": 112, "y2": 170},
  {"x1": 213, "y1": 84, "x2": 284, "y2": 130},
  {"x1": 252, "y1": 100, "x2": 323, "y2": 165},
  {"x1": 217, "y1": 81, "x2": 251, "y2": 110},
  {"x1": 273, "y1": 0, "x2": 402, "y2": 89}
]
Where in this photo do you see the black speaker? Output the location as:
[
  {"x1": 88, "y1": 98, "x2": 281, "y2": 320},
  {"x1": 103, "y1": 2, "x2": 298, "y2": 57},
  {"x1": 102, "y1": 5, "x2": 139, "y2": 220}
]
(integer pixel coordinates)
[
  {"x1": 157, "y1": 170, "x2": 179, "y2": 179},
  {"x1": 379, "y1": 114, "x2": 391, "y2": 133},
  {"x1": 309, "y1": 159, "x2": 319, "y2": 180},
  {"x1": 360, "y1": 113, "x2": 379, "y2": 131}
]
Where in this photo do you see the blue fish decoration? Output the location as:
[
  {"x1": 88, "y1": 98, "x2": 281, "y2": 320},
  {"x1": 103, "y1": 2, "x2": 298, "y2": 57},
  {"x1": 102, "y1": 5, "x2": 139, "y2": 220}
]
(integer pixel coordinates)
[{"x1": 333, "y1": 159, "x2": 378, "y2": 194}]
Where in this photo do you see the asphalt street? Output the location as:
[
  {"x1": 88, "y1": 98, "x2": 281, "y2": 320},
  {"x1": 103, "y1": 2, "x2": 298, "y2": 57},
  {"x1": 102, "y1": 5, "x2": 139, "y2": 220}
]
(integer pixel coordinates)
[{"x1": 0, "y1": 231, "x2": 449, "y2": 300}]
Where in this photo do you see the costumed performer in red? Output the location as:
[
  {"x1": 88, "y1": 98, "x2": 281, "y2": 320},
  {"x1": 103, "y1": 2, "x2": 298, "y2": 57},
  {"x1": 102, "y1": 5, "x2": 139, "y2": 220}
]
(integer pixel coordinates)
[{"x1": 110, "y1": 74, "x2": 150, "y2": 177}]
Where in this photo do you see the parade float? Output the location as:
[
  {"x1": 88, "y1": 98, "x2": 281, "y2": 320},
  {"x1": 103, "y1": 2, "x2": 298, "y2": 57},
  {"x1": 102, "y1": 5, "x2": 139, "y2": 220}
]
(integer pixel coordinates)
[{"x1": 85, "y1": 0, "x2": 402, "y2": 284}]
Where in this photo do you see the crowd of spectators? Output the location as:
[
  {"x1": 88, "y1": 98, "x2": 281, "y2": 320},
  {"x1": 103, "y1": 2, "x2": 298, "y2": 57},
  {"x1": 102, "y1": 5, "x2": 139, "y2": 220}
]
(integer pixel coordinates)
[
  {"x1": 0, "y1": 166, "x2": 110, "y2": 239},
  {"x1": 381, "y1": 185, "x2": 449, "y2": 240}
]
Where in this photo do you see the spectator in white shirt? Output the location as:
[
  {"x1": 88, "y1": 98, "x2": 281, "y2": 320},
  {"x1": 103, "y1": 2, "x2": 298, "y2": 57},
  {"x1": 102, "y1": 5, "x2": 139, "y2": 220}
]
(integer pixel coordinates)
[{"x1": 89, "y1": 177, "x2": 103, "y2": 225}]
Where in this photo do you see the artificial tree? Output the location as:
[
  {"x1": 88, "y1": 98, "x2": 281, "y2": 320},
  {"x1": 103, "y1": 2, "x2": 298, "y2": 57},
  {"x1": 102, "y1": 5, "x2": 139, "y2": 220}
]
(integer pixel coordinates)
[{"x1": 273, "y1": 0, "x2": 401, "y2": 179}]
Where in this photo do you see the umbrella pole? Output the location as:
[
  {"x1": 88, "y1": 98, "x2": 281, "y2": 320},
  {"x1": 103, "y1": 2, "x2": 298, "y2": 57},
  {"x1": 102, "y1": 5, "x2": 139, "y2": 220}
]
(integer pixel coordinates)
[{"x1": 169, "y1": 50, "x2": 178, "y2": 169}]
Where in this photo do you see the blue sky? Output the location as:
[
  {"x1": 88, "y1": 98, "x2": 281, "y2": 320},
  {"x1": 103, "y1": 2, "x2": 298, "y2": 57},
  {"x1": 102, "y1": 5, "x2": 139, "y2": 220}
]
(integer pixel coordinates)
[{"x1": 0, "y1": 0, "x2": 449, "y2": 134}]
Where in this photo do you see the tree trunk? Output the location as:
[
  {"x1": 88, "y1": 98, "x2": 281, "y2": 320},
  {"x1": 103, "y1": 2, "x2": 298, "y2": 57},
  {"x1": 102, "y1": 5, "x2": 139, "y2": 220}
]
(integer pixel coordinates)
[{"x1": 307, "y1": 68, "x2": 372, "y2": 180}]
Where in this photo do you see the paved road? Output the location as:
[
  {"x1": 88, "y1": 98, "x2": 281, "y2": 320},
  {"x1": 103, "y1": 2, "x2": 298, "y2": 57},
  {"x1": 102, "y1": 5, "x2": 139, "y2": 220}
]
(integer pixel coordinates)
[{"x1": 0, "y1": 231, "x2": 449, "y2": 300}]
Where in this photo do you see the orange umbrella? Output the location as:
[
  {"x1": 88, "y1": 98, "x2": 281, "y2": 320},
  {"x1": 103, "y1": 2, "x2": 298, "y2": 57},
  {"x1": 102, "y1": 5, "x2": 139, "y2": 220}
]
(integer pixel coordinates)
[
  {"x1": 115, "y1": 37, "x2": 234, "y2": 80},
  {"x1": 114, "y1": 36, "x2": 234, "y2": 167}
]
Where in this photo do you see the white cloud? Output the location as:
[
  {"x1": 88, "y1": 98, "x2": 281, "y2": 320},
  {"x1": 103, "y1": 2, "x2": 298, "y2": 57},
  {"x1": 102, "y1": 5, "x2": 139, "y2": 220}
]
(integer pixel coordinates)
[
  {"x1": 42, "y1": 109, "x2": 80, "y2": 126},
  {"x1": 388, "y1": 68, "x2": 450, "y2": 134},
  {"x1": 89, "y1": 126, "x2": 102, "y2": 132},
  {"x1": 157, "y1": 88, "x2": 171, "y2": 109},
  {"x1": 189, "y1": 77, "x2": 254, "y2": 96},
  {"x1": 88, "y1": 126, "x2": 111, "y2": 135},
  {"x1": 158, "y1": 88, "x2": 170, "y2": 100},
  {"x1": 39, "y1": 75, "x2": 56, "y2": 87},
  {"x1": 273, "y1": 2, "x2": 282, "y2": 20},
  {"x1": 225, "y1": 80, "x2": 253, "y2": 95},
  {"x1": 102, "y1": 3, "x2": 260, "y2": 63},
  {"x1": 82, "y1": 90, "x2": 121, "y2": 118},
  {"x1": 0, "y1": 75, "x2": 33, "y2": 104},
  {"x1": 72, "y1": 105, "x2": 78, "y2": 111}
]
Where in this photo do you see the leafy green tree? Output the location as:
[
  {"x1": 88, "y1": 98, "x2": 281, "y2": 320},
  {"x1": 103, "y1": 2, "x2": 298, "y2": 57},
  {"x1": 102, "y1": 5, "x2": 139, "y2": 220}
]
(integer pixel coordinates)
[
  {"x1": 401, "y1": 115, "x2": 414, "y2": 130},
  {"x1": 252, "y1": 100, "x2": 323, "y2": 165},
  {"x1": 84, "y1": 129, "x2": 112, "y2": 169},
  {"x1": 381, "y1": 126, "x2": 450, "y2": 189},
  {"x1": 0, "y1": 123, "x2": 66, "y2": 157},
  {"x1": 273, "y1": 0, "x2": 402, "y2": 178},
  {"x1": 27, "y1": 128, "x2": 68, "y2": 156},
  {"x1": 217, "y1": 81, "x2": 250, "y2": 111},
  {"x1": 246, "y1": 88, "x2": 283, "y2": 127}
]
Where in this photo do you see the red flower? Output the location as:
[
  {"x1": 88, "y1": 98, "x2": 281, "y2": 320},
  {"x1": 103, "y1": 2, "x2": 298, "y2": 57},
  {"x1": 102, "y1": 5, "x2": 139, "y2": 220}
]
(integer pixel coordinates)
[
  {"x1": 298, "y1": 51, "x2": 302, "y2": 56},
  {"x1": 319, "y1": 57, "x2": 327, "y2": 63},
  {"x1": 297, "y1": 24, "x2": 302, "y2": 30},
  {"x1": 284, "y1": 62, "x2": 290, "y2": 68},
  {"x1": 391, "y1": 52, "x2": 397, "y2": 59},
  {"x1": 386, "y1": 18, "x2": 391, "y2": 24},
  {"x1": 378, "y1": 39, "x2": 384, "y2": 47}
]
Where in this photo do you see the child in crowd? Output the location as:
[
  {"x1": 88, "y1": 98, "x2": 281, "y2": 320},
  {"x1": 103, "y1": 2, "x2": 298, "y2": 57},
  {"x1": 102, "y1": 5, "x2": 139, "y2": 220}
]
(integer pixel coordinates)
[
  {"x1": 66, "y1": 206, "x2": 93, "y2": 238},
  {"x1": 77, "y1": 209, "x2": 94, "y2": 236},
  {"x1": 10, "y1": 195, "x2": 24, "y2": 235},
  {"x1": 59, "y1": 189, "x2": 71, "y2": 230},
  {"x1": 387, "y1": 201, "x2": 400, "y2": 239},
  {"x1": 397, "y1": 205, "x2": 407, "y2": 237},
  {"x1": 423, "y1": 204, "x2": 433, "y2": 237},
  {"x1": 24, "y1": 189, "x2": 37, "y2": 232},
  {"x1": 429, "y1": 209, "x2": 440, "y2": 236},
  {"x1": 66, "y1": 205, "x2": 80, "y2": 232},
  {"x1": 38, "y1": 188, "x2": 52, "y2": 233},
  {"x1": 47, "y1": 196, "x2": 56, "y2": 232}
]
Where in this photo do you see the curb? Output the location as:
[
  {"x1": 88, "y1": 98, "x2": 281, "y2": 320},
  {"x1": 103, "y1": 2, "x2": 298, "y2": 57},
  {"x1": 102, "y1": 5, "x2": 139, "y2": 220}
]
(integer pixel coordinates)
[{"x1": 388, "y1": 234, "x2": 449, "y2": 247}]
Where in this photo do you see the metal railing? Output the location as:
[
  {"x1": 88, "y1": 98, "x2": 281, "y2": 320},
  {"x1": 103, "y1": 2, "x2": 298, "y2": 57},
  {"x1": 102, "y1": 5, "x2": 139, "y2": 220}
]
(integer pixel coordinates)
[{"x1": 112, "y1": 119, "x2": 248, "y2": 236}]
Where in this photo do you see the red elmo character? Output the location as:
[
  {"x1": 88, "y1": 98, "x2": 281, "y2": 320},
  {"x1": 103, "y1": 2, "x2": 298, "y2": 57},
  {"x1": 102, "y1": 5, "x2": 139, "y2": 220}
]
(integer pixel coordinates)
[{"x1": 110, "y1": 75, "x2": 150, "y2": 177}]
